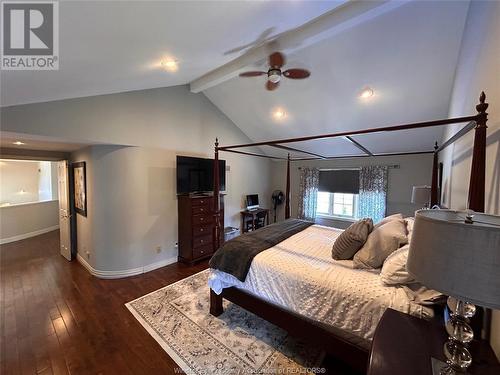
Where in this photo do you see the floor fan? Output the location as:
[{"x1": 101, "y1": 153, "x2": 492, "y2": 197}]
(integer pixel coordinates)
[{"x1": 271, "y1": 190, "x2": 284, "y2": 223}]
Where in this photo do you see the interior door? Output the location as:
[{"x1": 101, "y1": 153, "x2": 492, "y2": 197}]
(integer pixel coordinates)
[{"x1": 57, "y1": 161, "x2": 72, "y2": 261}]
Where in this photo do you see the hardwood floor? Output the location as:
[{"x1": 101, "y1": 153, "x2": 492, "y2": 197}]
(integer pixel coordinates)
[{"x1": 0, "y1": 230, "x2": 360, "y2": 375}]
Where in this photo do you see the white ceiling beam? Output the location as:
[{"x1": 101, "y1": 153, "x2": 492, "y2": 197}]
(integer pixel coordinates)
[{"x1": 189, "y1": 0, "x2": 409, "y2": 93}]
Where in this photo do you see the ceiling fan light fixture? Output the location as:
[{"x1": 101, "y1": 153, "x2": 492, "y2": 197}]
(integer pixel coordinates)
[
  {"x1": 359, "y1": 86, "x2": 374, "y2": 99},
  {"x1": 268, "y1": 69, "x2": 281, "y2": 84}
]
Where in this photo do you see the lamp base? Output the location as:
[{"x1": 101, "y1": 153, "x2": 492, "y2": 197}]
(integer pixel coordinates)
[{"x1": 431, "y1": 357, "x2": 470, "y2": 375}]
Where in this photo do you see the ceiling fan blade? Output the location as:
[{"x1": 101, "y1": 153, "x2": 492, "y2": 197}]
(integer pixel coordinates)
[
  {"x1": 266, "y1": 80, "x2": 279, "y2": 91},
  {"x1": 283, "y1": 69, "x2": 310, "y2": 79},
  {"x1": 224, "y1": 27, "x2": 276, "y2": 55},
  {"x1": 256, "y1": 27, "x2": 276, "y2": 43},
  {"x1": 224, "y1": 43, "x2": 254, "y2": 55},
  {"x1": 239, "y1": 71, "x2": 267, "y2": 77},
  {"x1": 269, "y1": 52, "x2": 285, "y2": 69}
]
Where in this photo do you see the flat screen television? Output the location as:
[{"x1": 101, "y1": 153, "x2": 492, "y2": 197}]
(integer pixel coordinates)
[{"x1": 176, "y1": 156, "x2": 226, "y2": 194}]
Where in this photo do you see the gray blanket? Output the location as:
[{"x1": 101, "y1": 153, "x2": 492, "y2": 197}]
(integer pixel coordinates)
[{"x1": 209, "y1": 219, "x2": 314, "y2": 282}]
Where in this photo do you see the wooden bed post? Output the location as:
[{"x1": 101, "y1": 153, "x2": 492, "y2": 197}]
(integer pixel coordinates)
[
  {"x1": 213, "y1": 138, "x2": 221, "y2": 248},
  {"x1": 285, "y1": 153, "x2": 291, "y2": 219},
  {"x1": 430, "y1": 142, "x2": 439, "y2": 207},
  {"x1": 210, "y1": 289, "x2": 223, "y2": 316},
  {"x1": 468, "y1": 92, "x2": 488, "y2": 212}
]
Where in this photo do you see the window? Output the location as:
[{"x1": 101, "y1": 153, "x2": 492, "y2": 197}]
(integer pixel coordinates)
[
  {"x1": 316, "y1": 192, "x2": 359, "y2": 219},
  {"x1": 316, "y1": 168, "x2": 360, "y2": 220}
]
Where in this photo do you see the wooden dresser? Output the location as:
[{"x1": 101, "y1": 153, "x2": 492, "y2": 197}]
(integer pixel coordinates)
[{"x1": 177, "y1": 194, "x2": 224, "y2": 264}]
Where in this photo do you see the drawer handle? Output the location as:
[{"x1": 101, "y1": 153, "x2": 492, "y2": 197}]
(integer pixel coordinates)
[
  {"x1": 200, "y1": 239, "x2": 204, "y2": 243},
  {"x1": 200, "y1": 228, "x2": 204, "y2": 232},
  {"x1": 200, "y1": 250, "x2": 204, "y2": 254},
  {"x1": 200, "y1": 200, "x2": 204, "y2": 204},
  {"x1": 200, "y1": 208, "x2": 204, "y2": 212},
  {"x1": 200, "y1": 218, "x2": 204, "y2": 221}
]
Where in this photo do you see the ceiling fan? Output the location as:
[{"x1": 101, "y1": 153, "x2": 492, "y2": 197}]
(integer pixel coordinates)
[{"x1": 239, "y1": 52, "x2": 310, "y2": 91}]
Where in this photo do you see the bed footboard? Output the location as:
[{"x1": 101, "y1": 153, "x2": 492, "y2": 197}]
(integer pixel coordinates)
[{"x1": 211, "y1": 287, "x2": 369, "y2": 374}]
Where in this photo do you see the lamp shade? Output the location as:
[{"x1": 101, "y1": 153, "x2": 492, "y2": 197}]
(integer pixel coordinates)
[
  {"x1": 411, "y1": 185, "x2": 431, "y2": 205},
  {"x1": 407, "y1": 210, "x2": 500, "y2": 310}
]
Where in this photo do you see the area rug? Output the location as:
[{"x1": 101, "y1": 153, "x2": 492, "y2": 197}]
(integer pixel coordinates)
[{"x1": 125, "y1": 269, "x2": 324, "y2": 374}]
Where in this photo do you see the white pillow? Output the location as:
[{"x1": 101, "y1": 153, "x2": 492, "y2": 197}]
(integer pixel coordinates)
[
  {"x1": 380, "y1": 244, "x2": 415, "y2": 285},
  {"x1": 353, "y1": 218, "x2": 408, "y2": 269},
  {"x1": 405, "y1": 217, "x2": 415, "y2": 243},
  {"x1": 374, "y1": 213, "x2": 403, "y2": 229}
]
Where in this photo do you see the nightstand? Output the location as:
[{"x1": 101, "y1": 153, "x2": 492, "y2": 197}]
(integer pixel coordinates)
[{"x1": 367, "y1": 308, "x2": 500, "y2": 375}]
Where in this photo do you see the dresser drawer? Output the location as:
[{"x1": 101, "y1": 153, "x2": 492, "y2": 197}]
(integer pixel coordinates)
[
  {"x1": 193, "y1": 234, "x2": 212, "y2": 249},
  {"x1": 193, "y1": 224, "x2": 213, "y2": 237},
  {"x1": 192, "y1": 205, "x2": 210, "y2": 215},
  {"x1": 193, "y1": 244, "x2": 213, "y2": 259},
  {"x1": 192, "y1": 197, "x2": 212, "y2": 206},
  {"x1": 193, "y1": 214, "x2": 213, "y2": 225}
]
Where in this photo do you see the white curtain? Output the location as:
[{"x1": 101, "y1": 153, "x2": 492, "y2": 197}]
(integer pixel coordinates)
[
  {"x1": 358, "y1": 165, "x2": 388, "y2": 223},
  {"x1": 298, "y1": 167, "x2": 319, "y2": 221}
]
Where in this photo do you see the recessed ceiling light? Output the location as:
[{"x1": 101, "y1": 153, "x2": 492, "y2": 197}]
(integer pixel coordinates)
[
  {"x1": 272, "y1": 108, "x2": 286, "y2": 121},
  {"x1": 161, "y1": 58, "x2": 178, "y2": 72},
  {"x1": 359, "y1": 86, "x2": 374, "y2": 99},
  {"x1": 13, "y1": 141, "x2": 26, "y2": 145}
]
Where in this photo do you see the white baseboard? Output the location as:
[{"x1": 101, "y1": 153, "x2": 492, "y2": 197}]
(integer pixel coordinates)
[
  {"x1": 0, "y1": 225, "x2": 60, "y2": 245},
  {"x1": 76, "y1": 253, "x2": 178, "y2": 279}
]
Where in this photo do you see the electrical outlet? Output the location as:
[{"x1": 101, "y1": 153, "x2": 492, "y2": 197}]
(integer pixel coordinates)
[
  {"x1": 156, "y1": 245, "x2": 162, "y2": 254},
  {"x1": 85, "y1": 250, "x2": 90, "y2": 259}
]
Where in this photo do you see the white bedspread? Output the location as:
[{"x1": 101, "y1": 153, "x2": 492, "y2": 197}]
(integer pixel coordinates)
[{"x1": 209, "y1": 224, "x2": 433, "y2": 346}]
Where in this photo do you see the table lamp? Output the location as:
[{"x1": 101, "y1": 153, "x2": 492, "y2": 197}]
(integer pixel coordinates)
[
  {"x1": 411, "y1": 185, "x2": 431, "y2": 209},
  {"x1": 407, "y1": 209, "x2": 500, "y2": 374}
]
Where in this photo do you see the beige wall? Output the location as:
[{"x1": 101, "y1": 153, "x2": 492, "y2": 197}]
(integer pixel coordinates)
[
  {"x1": 0, "y1": 200, "x2": 59, "y2": 243},
  {"x1": 270, "y1": 153, "x2": 433, "y2": 227},
  {"x1": 0, "y1": 160, "x2": 59, "y2": 243},
  {"x1": 1, "y1": 85, "x2": 272, "y2": 273},
  {"x1": 439, "y1": 1, "x2": 500, "y2": 357}
]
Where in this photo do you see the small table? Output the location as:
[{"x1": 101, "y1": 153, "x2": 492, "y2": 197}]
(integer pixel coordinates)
[
  {"x1": 240, "y1": 208, "x2": 270, "y2": 233},
  {"x1": 368, "y1": 308, "x2": 500, "y2": 375}
]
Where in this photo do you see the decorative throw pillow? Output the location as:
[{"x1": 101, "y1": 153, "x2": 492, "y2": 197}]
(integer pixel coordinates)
[
  {"x1": 380, "y1": 244, "x2": 415, "y2": 285},
  {"x1": 374, "y1": 213, "x2": 403, "y2": 229},
  {"x1": 353, "y1": 218, "x2": 408, "y2": 269},
  {"x1": 332, "y1": 218, "x2": 374, "y2": 260}
]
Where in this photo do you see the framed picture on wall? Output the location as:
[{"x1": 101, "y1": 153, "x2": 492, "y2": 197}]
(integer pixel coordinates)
[{"x1": 73, "y1": 162, "x2": 87, "y2": 217}]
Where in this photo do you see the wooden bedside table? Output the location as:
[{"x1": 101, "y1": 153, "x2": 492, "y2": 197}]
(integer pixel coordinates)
[{"x1": 367, "y1": 308, "x2": 500, "y2": 375}]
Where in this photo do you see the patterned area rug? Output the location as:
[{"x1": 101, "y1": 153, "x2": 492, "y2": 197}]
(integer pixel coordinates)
[{"x1": 126, "y1": 269, "x2": 324, "y2": 374}]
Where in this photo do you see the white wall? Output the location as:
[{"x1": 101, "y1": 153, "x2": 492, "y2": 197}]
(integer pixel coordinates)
[
  {"x1": 0, "y1": 160, "x2": 57, "y2": 205},
  {"x1": 1, "y1": 85, "x2": 272, "y2": 273},
  {"x1": 439, "y1": 0, "x2": 500, "y2": 358},
  {"x1": 0, "y1": 160, "x2": 40, "y2": 204},
  {"x1": 270, "y1": 153, "x2": 433, "y2": 227}
]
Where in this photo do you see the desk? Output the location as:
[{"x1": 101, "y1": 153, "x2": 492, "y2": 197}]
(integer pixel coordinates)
[
  {"x1": 240, "y1": 208, "x2": 270, "y2": 233},
  {"x1": 368, "y1": 308, "x2": 500, "y2": 375}
]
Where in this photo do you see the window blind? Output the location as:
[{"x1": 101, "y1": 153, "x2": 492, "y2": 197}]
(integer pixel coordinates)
[{"x1": 318, "y1": 170, "x2": 360, "y2": 194}]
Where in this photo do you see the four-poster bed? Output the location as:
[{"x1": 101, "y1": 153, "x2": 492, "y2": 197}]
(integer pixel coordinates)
[{"x1": 209, "y1": 92, "x2": 489, "y2": 373}]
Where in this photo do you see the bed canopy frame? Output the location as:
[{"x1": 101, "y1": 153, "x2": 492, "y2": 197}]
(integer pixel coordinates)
[{"x1": 209, "y1": 92, "x2": 489, "y2": 372}]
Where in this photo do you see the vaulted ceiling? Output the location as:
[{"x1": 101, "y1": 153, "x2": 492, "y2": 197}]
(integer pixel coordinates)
[
  {"x1": 203, "y1": 0, "x2": 470, "y2": 158},
  {"x1": 0, "y1": 0, "x2": 342, "y2": 106},
  {"x1": 1, "y1": 1, "x2": 471, "y2": 157}
]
